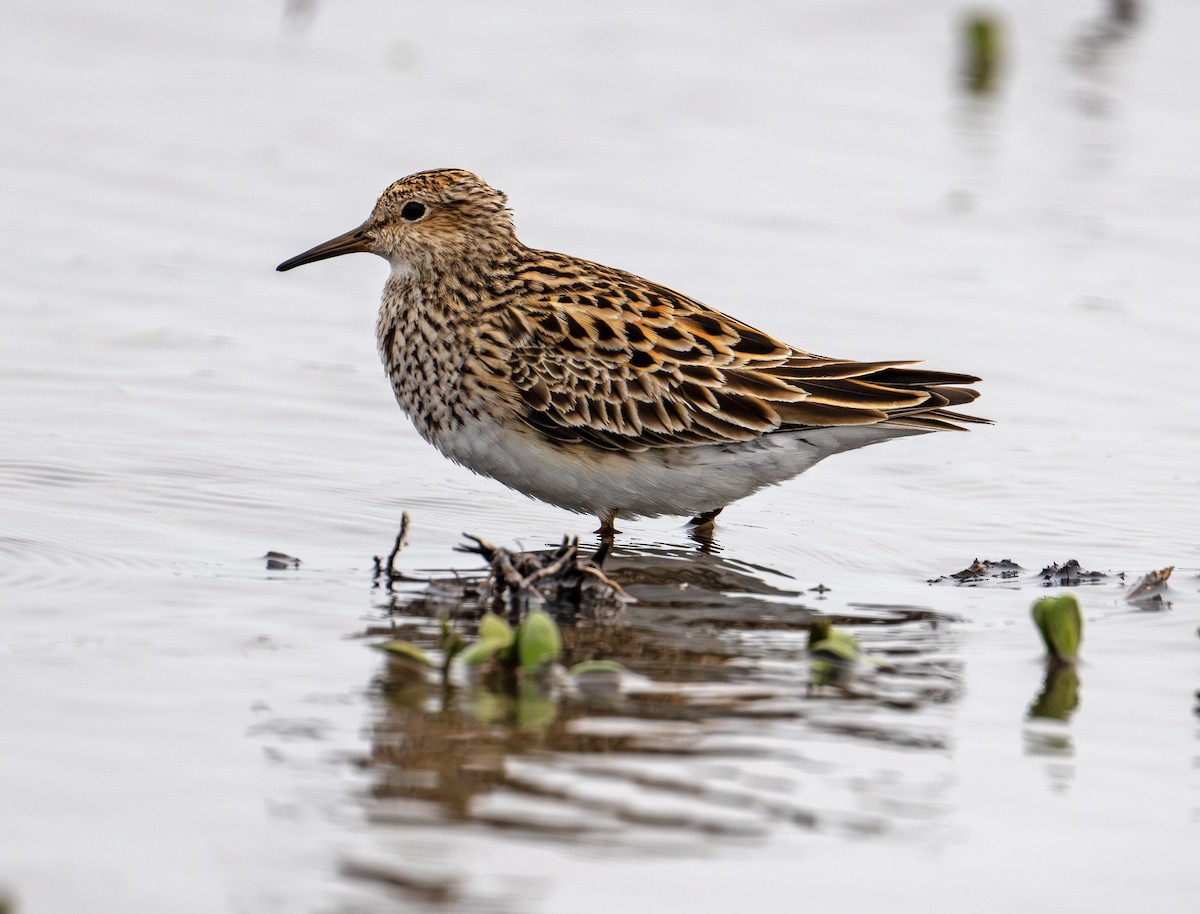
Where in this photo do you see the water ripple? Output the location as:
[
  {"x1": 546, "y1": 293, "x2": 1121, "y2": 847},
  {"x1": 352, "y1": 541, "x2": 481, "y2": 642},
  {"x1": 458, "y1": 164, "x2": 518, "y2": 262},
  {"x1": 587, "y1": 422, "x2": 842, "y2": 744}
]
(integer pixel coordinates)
[{"x1": 359, "y1": 543, "x2": 962, "y2": 864}]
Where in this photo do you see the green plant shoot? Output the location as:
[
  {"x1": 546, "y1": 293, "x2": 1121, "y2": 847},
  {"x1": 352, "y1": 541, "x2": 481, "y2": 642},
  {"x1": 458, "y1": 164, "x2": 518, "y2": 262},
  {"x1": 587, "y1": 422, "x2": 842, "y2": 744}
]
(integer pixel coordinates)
[{"x1": 1031, "y1": 594, "x2": 1083, "y2": 663}]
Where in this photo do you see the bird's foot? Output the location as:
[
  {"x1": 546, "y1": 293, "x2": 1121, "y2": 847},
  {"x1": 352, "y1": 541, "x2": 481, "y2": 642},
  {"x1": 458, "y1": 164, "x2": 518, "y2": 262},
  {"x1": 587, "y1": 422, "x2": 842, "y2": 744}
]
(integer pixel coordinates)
[
  {"x1": 594, "y1": 511, "x2": 620, "y2": 538},
  {"x1": 686, "y1": 508, "x2": 723, "y2": 553},
  {"x1": 687, "y1": 508, "x2": 723, "y2": 530},
  {"x1": 592, "y1": 512, "x2": 618, "y2": 563}
]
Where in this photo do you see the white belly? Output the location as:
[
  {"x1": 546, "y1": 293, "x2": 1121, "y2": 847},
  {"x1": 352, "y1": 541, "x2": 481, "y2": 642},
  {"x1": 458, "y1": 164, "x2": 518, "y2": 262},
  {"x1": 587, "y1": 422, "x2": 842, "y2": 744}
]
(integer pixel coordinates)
[{"x1": 420, "y1": 416, "x2": 928, "y2": 519}]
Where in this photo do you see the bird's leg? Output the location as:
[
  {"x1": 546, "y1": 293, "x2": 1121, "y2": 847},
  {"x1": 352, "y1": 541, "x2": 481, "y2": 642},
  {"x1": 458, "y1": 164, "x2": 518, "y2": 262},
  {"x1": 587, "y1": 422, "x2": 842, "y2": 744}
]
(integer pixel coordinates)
[{"x1": 594, "y1": 510, "x2": 619, "y2": 539}]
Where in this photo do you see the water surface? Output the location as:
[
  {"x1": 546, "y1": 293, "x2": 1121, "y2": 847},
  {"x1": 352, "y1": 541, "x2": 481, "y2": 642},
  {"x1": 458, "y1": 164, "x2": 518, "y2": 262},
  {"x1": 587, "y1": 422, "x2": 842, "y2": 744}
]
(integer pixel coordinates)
[{"x1": 1, "y1": 1, "x2": 1197, "y2": 912}]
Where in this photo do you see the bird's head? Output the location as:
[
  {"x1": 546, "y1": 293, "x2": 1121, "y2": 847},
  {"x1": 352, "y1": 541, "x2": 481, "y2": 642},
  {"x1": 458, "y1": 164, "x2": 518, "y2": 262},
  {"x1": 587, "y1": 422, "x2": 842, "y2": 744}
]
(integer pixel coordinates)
[{"x1": 276, "y1": 168, "x2": 515, "y2": 274}]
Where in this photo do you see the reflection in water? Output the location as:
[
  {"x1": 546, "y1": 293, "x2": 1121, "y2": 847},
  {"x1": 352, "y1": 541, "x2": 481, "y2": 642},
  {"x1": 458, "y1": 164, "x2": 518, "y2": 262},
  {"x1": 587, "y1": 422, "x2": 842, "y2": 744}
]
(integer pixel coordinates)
[
  {"x1": 1071, "y1": 0, "x2": 1140, "y2": 69},
  {"x1": 1028, "y1": 662, "x2": 1081, "y2": 722},
  {"x1": 1024, "y1": 662, "x2": 1081, "y2": 794},
  {"x1": 351, "y1": 542, "x2": 964, "y2": 900},
  {"x1": 281, "y1": 0, "x2": 318, "y2": 33},
  {"x1": 1069, "y1": 0, "x2": 1142, "y2": 119}
]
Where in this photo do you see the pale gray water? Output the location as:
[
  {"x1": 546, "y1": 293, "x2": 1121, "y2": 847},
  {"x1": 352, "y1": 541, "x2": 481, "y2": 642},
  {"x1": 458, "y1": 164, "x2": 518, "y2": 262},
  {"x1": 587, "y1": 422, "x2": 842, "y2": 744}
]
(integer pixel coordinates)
[{"x1": 1, "y1": 1, "x2": 1198, "y2": 912}]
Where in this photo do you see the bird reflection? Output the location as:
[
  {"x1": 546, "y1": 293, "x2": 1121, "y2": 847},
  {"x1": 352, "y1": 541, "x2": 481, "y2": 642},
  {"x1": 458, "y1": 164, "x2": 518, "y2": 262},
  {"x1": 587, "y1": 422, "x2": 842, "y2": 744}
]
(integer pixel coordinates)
[{"x1": 357, "y1": 537, "x2": 965, "y2": 865}]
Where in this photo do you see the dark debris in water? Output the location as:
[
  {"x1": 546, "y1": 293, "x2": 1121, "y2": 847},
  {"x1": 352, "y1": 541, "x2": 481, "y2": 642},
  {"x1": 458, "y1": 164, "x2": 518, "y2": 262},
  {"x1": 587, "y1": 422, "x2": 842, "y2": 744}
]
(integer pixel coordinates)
[
  {"x1": 927, "y1": 557, "x2": 1159, "y2": 588},
  {"x1": 930, "y1": 557, "x2": 1184, "y2": 610},
  {"x1": 1125, "y1": 566, "x2": 1173, "y2": 609},
  {"x1": 928, "y1": 557, "x2": 1022, "y2": 584},
  {"x1": 372, "y1": 513, "x2": 631, "y2": 615},
  {"x1": 1037, "y1": 560, "x2": 1109, "y2": 587}
]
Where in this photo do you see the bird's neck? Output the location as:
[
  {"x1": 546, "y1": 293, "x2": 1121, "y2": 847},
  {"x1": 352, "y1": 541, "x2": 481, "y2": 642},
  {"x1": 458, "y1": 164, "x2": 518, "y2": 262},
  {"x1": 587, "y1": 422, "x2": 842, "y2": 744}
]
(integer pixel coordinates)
[{"x1": 375, "y1": 249, "x2": 518, "y2": 445}]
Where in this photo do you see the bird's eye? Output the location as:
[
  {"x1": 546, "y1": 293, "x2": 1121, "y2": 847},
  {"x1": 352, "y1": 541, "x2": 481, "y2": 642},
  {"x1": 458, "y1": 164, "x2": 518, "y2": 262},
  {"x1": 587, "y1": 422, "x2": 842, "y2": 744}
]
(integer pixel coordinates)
[{"x1": 400, "y1": 201, "x2": 427, "y2": 222}]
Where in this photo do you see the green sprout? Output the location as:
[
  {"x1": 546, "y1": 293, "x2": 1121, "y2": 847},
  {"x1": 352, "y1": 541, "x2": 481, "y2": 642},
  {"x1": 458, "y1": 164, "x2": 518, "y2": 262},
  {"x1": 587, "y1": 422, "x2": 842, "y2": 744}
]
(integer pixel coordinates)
[
  {"x1": 459, "y1": 612, "x2": 515, "y2": 666},
  {"x1": 375, "y1": 616, "x2": 466, "y2": 685},
  {"x1": 807, "y1": 616, "x2": 863, "y2": 687},
  {"x1": 462, "y1": 610, "x2": 563, "y2": 727},
  {"x1": 962, "y1": 12, "x2": 1003, "y2": 95},
  {"x1": 568, "y1": 660, "x2": 626, "y2": 676},
  {"x1": 517, "y1": 610, "x2": 562, "y2": 673},
  {"x1": 1031, "y1": 594, "x2": 1083, "y2": 663},
  {"x1": 374, "y1": 609, "x2": 610, "y2": 728},
  {"x1": 459, "y1": 609, "x2": 562, "y2": 678},
  {"x1": 374, "y1": 639, "x2": 432, "y2": 666}
]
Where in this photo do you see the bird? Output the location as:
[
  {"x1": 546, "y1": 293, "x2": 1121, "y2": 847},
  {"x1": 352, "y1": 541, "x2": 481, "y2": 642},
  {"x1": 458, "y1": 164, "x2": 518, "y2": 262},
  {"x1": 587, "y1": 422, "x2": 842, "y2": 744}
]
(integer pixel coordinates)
[{"x1": 277, "y1": 168, "x2": 987, "y2": 538}]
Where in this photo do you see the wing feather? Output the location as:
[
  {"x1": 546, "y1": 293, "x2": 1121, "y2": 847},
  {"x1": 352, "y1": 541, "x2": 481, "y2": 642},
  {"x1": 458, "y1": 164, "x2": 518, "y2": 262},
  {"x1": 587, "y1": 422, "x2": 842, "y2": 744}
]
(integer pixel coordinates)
[{"x1": 487, "y1": 252, "x2": 988, "y2": 450}]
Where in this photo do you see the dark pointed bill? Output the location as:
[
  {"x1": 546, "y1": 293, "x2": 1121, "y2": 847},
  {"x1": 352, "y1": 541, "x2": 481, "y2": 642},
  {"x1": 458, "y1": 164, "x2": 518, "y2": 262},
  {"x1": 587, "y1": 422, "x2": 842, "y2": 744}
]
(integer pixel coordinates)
[{"x1": 276, "y1": 224, "x2": 373, "y2": 272}]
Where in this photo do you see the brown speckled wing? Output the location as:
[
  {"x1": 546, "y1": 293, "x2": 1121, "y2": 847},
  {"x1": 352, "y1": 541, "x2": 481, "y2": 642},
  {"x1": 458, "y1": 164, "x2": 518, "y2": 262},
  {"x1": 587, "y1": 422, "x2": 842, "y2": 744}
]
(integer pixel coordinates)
[{"x1": 496, "y1": 253, "x2": 987, "y2": 452}]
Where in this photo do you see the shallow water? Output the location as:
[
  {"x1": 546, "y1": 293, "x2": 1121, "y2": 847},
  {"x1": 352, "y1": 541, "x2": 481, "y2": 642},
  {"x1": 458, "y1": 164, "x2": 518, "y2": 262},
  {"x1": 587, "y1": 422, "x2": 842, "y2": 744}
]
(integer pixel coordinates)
[{"x1": 2, "y1": 0, "x2": 1198, "y2": 912}]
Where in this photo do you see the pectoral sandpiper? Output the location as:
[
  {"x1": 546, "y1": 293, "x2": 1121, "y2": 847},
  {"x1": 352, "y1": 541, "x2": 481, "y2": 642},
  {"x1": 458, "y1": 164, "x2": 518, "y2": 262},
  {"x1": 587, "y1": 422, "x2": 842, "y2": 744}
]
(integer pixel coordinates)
[{"x1": 278, "y1": 169, "x2": 986, "y2": 536}]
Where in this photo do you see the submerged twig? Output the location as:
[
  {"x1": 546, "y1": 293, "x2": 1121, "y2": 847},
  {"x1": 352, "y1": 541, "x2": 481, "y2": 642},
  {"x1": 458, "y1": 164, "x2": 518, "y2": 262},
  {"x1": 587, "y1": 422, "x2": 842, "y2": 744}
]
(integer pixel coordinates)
[
  {"x1": 373, "y1": 512, "x2": 415, "y2": 586},
  {"x1": 456, "y1": 533, "x2": 634, "y2": 612},
  {"x1": 387, "y1": 512, "x2": 411, "y2": 573},
  {"x1": 577, "y1": 564, "x2": 633, "y2": 603},
  {"x1": 521, "y1": 543, "x2": 579, "y2": 588}
]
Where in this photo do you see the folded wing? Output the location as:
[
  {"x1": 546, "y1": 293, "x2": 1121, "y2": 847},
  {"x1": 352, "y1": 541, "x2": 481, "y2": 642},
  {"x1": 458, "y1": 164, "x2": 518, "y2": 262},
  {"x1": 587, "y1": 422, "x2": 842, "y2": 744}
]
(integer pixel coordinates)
[{"x1": 485, "y1": 253, "x2": 988, "y2": 453}]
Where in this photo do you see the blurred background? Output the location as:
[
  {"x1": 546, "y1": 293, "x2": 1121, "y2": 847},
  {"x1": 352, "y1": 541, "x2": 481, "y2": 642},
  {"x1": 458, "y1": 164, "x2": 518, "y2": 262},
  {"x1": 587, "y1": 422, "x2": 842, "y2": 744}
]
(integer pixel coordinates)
[{"x1": 1, "y1": 1, "x2": 1197, "y2": 912}]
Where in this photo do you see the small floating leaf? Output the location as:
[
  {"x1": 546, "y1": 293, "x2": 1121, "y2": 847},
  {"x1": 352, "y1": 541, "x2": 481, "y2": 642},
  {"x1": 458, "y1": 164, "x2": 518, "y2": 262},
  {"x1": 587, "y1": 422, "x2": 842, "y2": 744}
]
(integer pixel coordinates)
[
  {"x1": 806, "y1": 617, "x2": 832, "y2": 650},
  {"x1": 568, "y1": 660, "x2": 627, "y2": 676},
  {"x1": 807, "y1": 616, "x2": 860, "y2": 662},
  {"x1": 809, "y1": 636, "x2": 860, "y2": 665},
  {"x1": 569, "y1": 660, "x2": 626, "y2": 695},
  {"x1": 517, "y1": 610, "x2": 561, "y2": 672},
  {"x1": 458, "y1": 613, "x2": 517, "y2": 668},
  {"x1": 374, "y1": 640, "x2": 432, "y2": 666},
  {"x1": 458, "y1": 636, "x2": 513, "y2": 667},
  {"x1": 1031, "y1": 594, "x2": 1083, "y2": 662},
  {"x1": 807, "y1": 616, "x2": 863, "y2": 689},
  {"x1": 477, "y1": 612, "x2": 514, "y2": 644}
]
